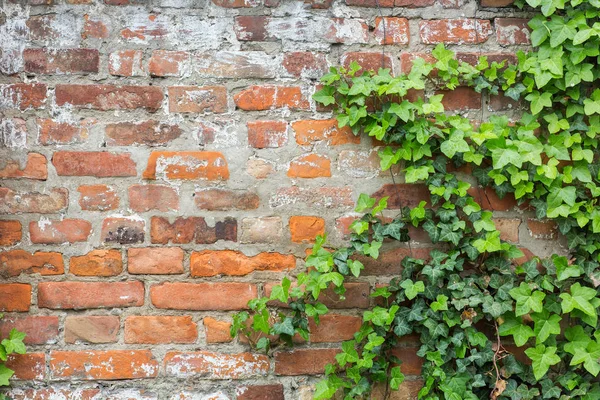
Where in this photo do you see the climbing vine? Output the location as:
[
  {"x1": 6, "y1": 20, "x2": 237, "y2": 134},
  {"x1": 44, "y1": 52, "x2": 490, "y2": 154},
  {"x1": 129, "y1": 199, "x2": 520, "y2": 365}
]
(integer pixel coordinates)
[
  {"x1": 0, "y1": 315, "x2": 26, "y2": 400},
  {"x1": 232, "y1": 0, "x2": 600, "y2": 399}
]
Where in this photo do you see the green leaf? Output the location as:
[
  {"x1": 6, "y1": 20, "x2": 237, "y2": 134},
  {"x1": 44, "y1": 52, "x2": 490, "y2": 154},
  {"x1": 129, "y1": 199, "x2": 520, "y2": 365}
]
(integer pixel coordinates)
[
  {"x1": 509, "y1": 282, "x2": 546, "y2": 316},
  {"x1": 389, "y1": 366, "x2": 405, "y2": 390},
  {"x1": 560, "y1": 282, "x2": 598, "y2": 325},
  {"x1": 355, "y1": 193, "x2": 376, "y2": 212},
  {"x1": 499, "y1": 313, "x2": 535, "y2": 347},
  {"x1": 0, "y1": 364, "x2": 14, "y2": 387},
  {"x1": 347, "y1": 259, "x2": 364, "y2": 278},
  {"x1": 400, "y1": 279, "x2": 425, "y2": 300},
  {"x1": 525, "y1": 345, "x2": 561, "y2": 381},
  {"x1": 531, "y1": 311, "x2": 562, "y2": 344}
]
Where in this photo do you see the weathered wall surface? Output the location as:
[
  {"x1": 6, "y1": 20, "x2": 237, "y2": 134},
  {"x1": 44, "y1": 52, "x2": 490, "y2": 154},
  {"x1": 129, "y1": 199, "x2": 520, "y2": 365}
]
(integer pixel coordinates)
[{"x1": 0, "y1": 0, "x2": 557, "y2": 399}]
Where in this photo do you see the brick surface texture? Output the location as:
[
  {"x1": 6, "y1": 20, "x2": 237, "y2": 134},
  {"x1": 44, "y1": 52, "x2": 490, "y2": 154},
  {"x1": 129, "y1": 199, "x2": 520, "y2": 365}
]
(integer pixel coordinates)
[{"x1": 0, "y1": 0, "x2": 544, "y2": 398}]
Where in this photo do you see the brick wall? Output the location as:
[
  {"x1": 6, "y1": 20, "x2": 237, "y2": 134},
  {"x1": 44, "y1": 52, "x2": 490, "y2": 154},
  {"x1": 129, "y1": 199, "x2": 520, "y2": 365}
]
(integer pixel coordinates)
[{"x1": 0, "y1": 0, "x2": 551, "y2": 399}]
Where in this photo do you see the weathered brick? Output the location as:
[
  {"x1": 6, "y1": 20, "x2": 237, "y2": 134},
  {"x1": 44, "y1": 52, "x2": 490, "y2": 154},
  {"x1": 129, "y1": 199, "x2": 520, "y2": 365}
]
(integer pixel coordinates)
[
  {"x1": 128, "y1": 247, "x2": 184, "y2": 274},
  {"x1": 372, "y1": 184, "x2": 430, "y2": 209},
  {"x1": 0, "y1": 315, "x2": 59, "y2": 345},
  {"x1": 0, "y1": 188, "x2": 68, "y2": 214},
  {"x1": 274, "y1": 349, "x2": 339, "y2": 375},
  {"x1": 233, "y1": 16, "x2": 273, "y2": 41},
  {"x1": 496, "y1": 18, "x2": 531, "y2": 45},
  {"x1": 493, "y1": 218, "x2": 521, "y2": 243},
  {"x1": 309, "y1": 314, "x2": 362, "y2": 343},
  {"x1": 195, "y1": 51, "x2": 277, "y2": 78},
  {"x1": 204, "y1": 317, "x2": 232, "y2": 343},
  {"x1": 341, "y1": 52, "x2": 394, "y2": 75},
  {"x1": 23, "y1": 48, "x2": 99, "y2": 74},
  {"x1": 70, "y1": 249, "x2": 123, "y2": 276},
  {"x1": 288, "y1": 154, "x2": 331, "y2": 178},
  {"x1": 489, "y1": 92, "x2": 522, "y2": 111},
  {"x1": 78, "y1": 184, "x2": 120, "y2": 211},
  {"x1": 419, "y1": 19, "x2": 493, "y2": 44},
  {"x1": 270, "y1": 186, "x2": 354, "y2": 209},
  {"x1": 164, "y1": 351, "x2": 269, "y2": 378},
  {"x1": 129, "y1": 184, "x2": 179, "y2": 212},
  {"x1": 109, "y1": 50, "x2": 144, "y2": 76},
  {"x1": 289, "y1": 216, "x2": 326, "y2": 243},
  {"x1": 149, "y1": 50, "x2": 191, "y2": 77},
  {"x1": 29, "y1": 219, "x2": 91, "y2": 244},
  {"x1": 50, "y1": 350, "x2": 158, "y2": 380},
  {"x1": 236, "y1": 385, "x2": 284, "y2": 400},
  {"x1": 282, "y1": 52, "x2": 328, "y2": 79},
  {"x1": 6, "y1": 388, "x2": 100, "y2": 400},
  {"x1": 325, "y1": 18, "x2": 369, "y2": 44},
  {"x1": 64, "y1": 316, "x2": 120, "y2": 344},
  {"x1": 55, "y1": 85, "x2": 163, "y2": 111},
  {"x1": 151, "y1": 216, "x2": 237, "y2": 244},
  {"x1": 0, "y1": 250, "x2": 63, "y2": 277},
  {"x1": 38, "y1": 281, "x2": 144, "y2": 309},
  {"x1": 125, "y1": 316, "x2": 198, "y2": 344},
  {"x1": 0, "y1": 221, "x2": 22, "y2": 246},
  {"x1": 0, "y1": 153, "x2": 46, "y2": 181},
  {"x1": 527, "y1": 219, "x2": 558, "y2": 239},
  {"x1": 191, "y1": 250, "x2": 295, "y2": 277},
  {"x1": 437, "y1": 87, "x2": 482, "y2": 110},
  {"x1": 212, "y1": 0, "x2": 260, "y2": 7},
  {"x1": 37, "y1": 118, "x2": 95, "y2": 145},
  {"x1": 101, "y1": 217, "x2": 145, "y2": 244},
  {"x1": 247, "y1": 157, "x2": 275, "y2": 179},
  {"x1": 53, "y1": 151, "x2": 137, "y2": 177},
  {"x1": 168, "y1": 86, "x2": 227, "y2": 113},
  {"x1": 0, "y1": 118, "x2": 27, "y2": 148},
  {"x1": 234, "y1": 86, "x2": 309, "y2": 111},
  {"x1": 6, "y1": 353, "x2": 46, "y2": 380},
  {"x1": 247, "y1": 121, "x2": 288, "y2": 148},
  {"x1": 337, "y1": 150, "x2": 381, "y2": 178},
  {"x1": 106, "y1": 121, "x2": 182, "y2": 146},
  {"x1": 151, "y1": 282, "x2": 257, "y2": 310},
  {"x1": 374, "y1": 17, "x2": 410, "y2": 45},
  {"x1": 120, "y1": 14, "x2": 169, "y2": 41},
  {"x1": 195, "y1": 189, "x2": 259, "y2": 211},
  {"x1": 82, "y1": 15, "x2": 110, "y2": 39},
  {"x1": 240, "y1": 216, "x2": 282, "y2": 244},
  {"x1": 468, "y1": 186, "x2": 517, "y2": 211},
  {"x1": 0, "y1": 284, "x2": 31, "y2": 312},
  {"x1": 0, "y1": 84, "x2": 47, "y2": 110},
  {"x1": 292, "y1": 119, "x2": 359, "y2": 146},
  {"x1": 144, "y1": 151, "x2": 229, "y2": 180}
]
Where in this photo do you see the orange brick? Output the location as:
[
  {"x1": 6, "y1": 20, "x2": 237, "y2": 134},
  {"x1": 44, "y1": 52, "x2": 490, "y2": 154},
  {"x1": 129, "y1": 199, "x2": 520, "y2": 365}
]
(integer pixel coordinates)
[
  {"x1": 204, "y1": 317, "x2": 233, "y2": 343},
  {"x1": 143, "y1": 151, "x2": 229, "y2": 180},
  {"x1": 234, "y1": 86, "x2": 309, "y2": 111},
  {"x1": 287, "y1": 154, "x2": 331, "y2": 178},
  {"x1": 69, "y1": 249, "x2": 122, "y2": 276},
  {"x1": 50, "y1": 350, "x2": 158, "y2": 380},
  {"x1": 190, "y1": 250, "x2": 295, "y2": 277},
  {"x1": 128, "y1": 247, "x2": 184, "y2": 274},
  {"x1": 0, "y1": 153, "x2": 47, "y2": 180},
  {"x1": 292, "y1": 119, "x2": 359, "y2": 145},
  {"x1": 0, "y1": 221, "x2": 22, "y2": 246},
  {"x1": 125, "y1": 316, "x2": 197, "y2": 344},
  {"x1": 289, "y1": 216, "x2": 325, "y2": 243},
  {"x1": 163, "y1": 351, "x2": 269, "y2": 378},
  {"x1": 0, "y1": 250, "x2": 63, "y2": 277}
]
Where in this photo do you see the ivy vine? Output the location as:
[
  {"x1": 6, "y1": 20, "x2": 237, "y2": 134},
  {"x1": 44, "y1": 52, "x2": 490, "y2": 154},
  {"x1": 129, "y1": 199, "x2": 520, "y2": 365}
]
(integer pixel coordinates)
[{"x1": 231, "y1": 0, "x2": 600, "y2": 399}]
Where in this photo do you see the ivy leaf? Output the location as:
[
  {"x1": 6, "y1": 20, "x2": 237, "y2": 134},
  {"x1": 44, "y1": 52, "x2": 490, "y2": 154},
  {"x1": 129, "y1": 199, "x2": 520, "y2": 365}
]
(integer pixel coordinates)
[
  {"x1": 560, "y1": 282, "x2": 598, "y2": 324},
  {"x1": 335, "y1": 340, "x2": 359, "y2": 366},
  {"x1": 553, "y1": 255, "x2": 582, "y2": 281},
  {"x1": 570, "y1": 340, "x2": 600, "y2": 376},
  {"x1": 313, "y1": 86, "x2": 336, "y2": 106},
  {"x1": 355, "y1": 193, "x2": 376, "y2": 212},
  {"x1": 525, "y1": 345, "x2": 561, "y2": 381},
  {"x1": 389, "y1": 366, "x2": 405, "y2": 390},
  {"x1": 526, "y1": 91, "x2": 552, "y2": 115},
  {"x1": 531, "y1": 310, "x2": 562, "y2": 344},
  {"x1": 499, "y1": 313, "x2": 535, "y2": 347},
  {"x1": 509, "y1": 282, "x2": 546, "y2": 316},
  {"x1": 400, "y1": 279, "x2": 425, "y2": 300},
  {"x1": 314, "y1": 379, "x2": 338, "y2": 400},
  {"x1": 347, "y1": 259, "x2": 364, "y2": 278},
  {"x1": 0, "y1": 364, "x2": 14, "y2": 387},
  {"x1": 430, "y1": 294, "x2": 449, "y2": 312}
]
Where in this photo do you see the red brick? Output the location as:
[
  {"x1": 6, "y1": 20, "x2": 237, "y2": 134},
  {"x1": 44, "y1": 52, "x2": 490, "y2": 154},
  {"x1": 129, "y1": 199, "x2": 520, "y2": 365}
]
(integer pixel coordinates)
[
  {"x1": 143, "y1": 151, "x2": 229, "y2": 180},
  {"x1": 527, "y1": 219, "x2": 558, "y2": 239},
  {"x1": 195, "y1": 51, "x2": 277, "y2": 79},
  {"x1": 0, "y1": 221, "x2": 21, "y2": 246},
  {"x1": 6, "y1": 353, "x2": 45, "y2": 380},
  {"x1": 234, "y1": 16, "x2": 272, "y2": 41},
  {"x1": 195, "y1": 189, "x2": 259, "y2": 211},
  {"x1": 0, "y1": 84, "x2": 47, "y2": 110},
  {"x1": 82, "y1": 15, "x2": 110, "y2": 39},
  {"x1": 53, "y1": 151, "x2": 137, "y2": 177},
  {"x1": 292, "y1": 119, "x2": 359, "y2": 146},
  {"x1": 212, "y1": 0, "x2": 259, "y2": 7},
  {"x1": 437, "y1": 87, "x2": 482, "y2": 111},
  {"x1": 274, "y1": 349, "x2": 339, "y2": 375},
  {"x1": 129, "y1": 184, "x2": 179, "y2": 212},
  {"x1": 0, "y1": 153, "x2": 47, "y2": 181},
  {"x1": 288, "y1": 154, "x2": 331, "y2": 178},
  {"x1": 372, "y1": 184, "x2": 430, "y2": 209},
  {"x1": 374, "y1": 17, "x2": 410, "y2": 45},
  {"x1": 309, "y1": 314, "x2": 362, "y2": 343},
  {"x1": 482, "y1": 0, "x2": 514, "y2": 5},
  {"x1": 204, "y1": 317, "x2": 232, "y2": 343},
  {"x1": 149, "y1": 50, "x2": 190, "y2": 76},
  {"x1": 419, "y1": 19, "x2": 493, "y2": 44},
  {"x1": 50, "y1": 350, "x2": 158, "y2": 380},
  {"x1": 0, "y1": 284, "x2": 31, "y2": 312},
  {"x1": 191, "y1": 250, "x2": 295, "y2": 277},
  {"x1": 468, "y1": 186, "x2": 517, "y2": 211},
  {"x1": 0, "y1": 188, "x2": 68, "y2": 214},
  {"x1": 23, "y1": 48, "x2": 99, "y2": 74},
  {"x1": 151, "y1": 216, "x2": 237, "y2": 244},
  {"x1": 151, "y1": 282, "x2": 257, "y2": 310},
  {"x1": 0, "y1": 315, "x2": 58, "y2": 345},
  {"x1": 0, "y1": 250, "x2": 63, "y2": 277},
  {"x1": 70, "y1": 249, "x2": 123, "y2": 276},
  {"x1": 341, "y1": 52, "x2": 394, "y2": 75},
  {"x1": 64, "y1": 316, "x2": 120, "y2": 344},
  {"x1": 37, "y1": 118, "x2": 95, "y2": 145},
  {"x1": 493, "y1": 218, "x2": 521, "y2": 243},
  {"x1": 168, "y1": 86, "x2": 227, "y2": 113},
  {"x1": 289, "y1": 216, "x2": 325, "y2": 243},
  {"x1": 128, "y1": 247, "x2": 184, "y2": 274},
  {"x1": 325, "y1": 18, "x2": 369, "y2": 44},
  {"x1": 282, "y1": 52, "x2": 328, "y2": 79},
  {"x1": 78, "y1": 184, "x2": 120, "y2": 211},
  {"x1": 101, "y1": 217, "x2": 145, "y2": 244},
  {"x1": 29, "y1": 219, "x2": 91, "y2": 244},
  {"x1": 271, "y1": 186, "x2": 354, "y2": 209},
  {"x1": 164, "y1": 351, "x2": 269, "y2": 378},
  {"x1": 247, "y1": 120, "x2": 288, "y2": 148},
  {"x1": 234, "y1": 86, "x2": 309, "y2": 111},
  {"x1": 125, "y1": 316, "x2": 198, "y2": 344},
  {"x1": 106, "y1": 120, "x2": 181, "y2": 146},
  {"x1": 236, "y1": 385, "x2": 284, "y2": 400},
  {"x1": 108, "y1": 50, "x2": 144, "y2": 76},
  {"x1": 496, "y1": 18, "x2": 531, "y2": 45},
  {"x1": 6, "y1": 389, "x2": 100, "y2": 400},
  {"x1": 38, "y1": 281, "x2": 144, "y2": 309},
  {"x1": 55, "y1": 85, "x2": 163, "y2": 111},
  {"x1": 391, "y1": 347, "x2": 423, "y2": 375}
]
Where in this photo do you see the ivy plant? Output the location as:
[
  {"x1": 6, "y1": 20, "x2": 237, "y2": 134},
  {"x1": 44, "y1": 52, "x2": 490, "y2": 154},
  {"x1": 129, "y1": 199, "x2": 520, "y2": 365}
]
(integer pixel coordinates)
[
  {"x1": 231, "y1": 0, "x2": 600, "y2": 399},
  {"x1": 0, "y1": 315, "x2": 26, "y2": 400}
]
